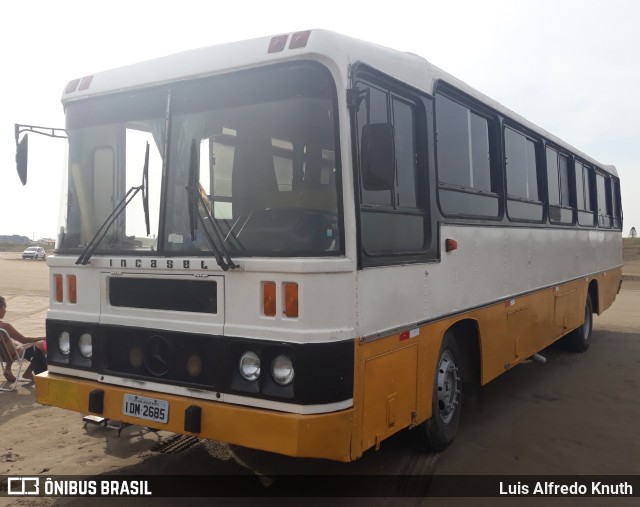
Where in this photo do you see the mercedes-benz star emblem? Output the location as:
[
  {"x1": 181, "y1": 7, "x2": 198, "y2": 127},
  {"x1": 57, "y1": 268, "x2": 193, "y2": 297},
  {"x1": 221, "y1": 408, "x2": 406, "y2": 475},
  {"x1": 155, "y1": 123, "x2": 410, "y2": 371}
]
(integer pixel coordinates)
[{"x1": 144, "y1": 335, "x2": 173, "y2": 376}]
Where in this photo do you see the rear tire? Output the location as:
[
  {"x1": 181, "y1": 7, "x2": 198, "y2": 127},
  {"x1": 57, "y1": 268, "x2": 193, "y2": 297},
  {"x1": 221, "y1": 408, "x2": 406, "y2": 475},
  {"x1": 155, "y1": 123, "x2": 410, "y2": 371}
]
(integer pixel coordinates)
[
  {"x1": 564, "y1": 294, "x2": 593, "y2": 352},
  {"x1": 418, "y1": 331, "x2": 462, "y2": 452}
]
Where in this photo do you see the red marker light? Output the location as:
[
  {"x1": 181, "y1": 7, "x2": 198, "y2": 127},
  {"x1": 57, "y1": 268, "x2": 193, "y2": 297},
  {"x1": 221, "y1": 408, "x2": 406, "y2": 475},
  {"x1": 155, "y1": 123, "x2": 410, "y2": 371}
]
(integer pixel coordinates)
[
  {"x1": 289, "y1": 30, "x2": 311, "y2": 49},
  {"x1": 445, "y1": 239, "x2": 458, "y2": 252},
  {"x1": 268, "y1": 34, "x2": 288, "y2": 53},
  {"x1": 79, "y1": 75, "x2": 94, "y2": 91},
  {"x1": 65, "y1": 79, "x2": 80, "y2": 94}
]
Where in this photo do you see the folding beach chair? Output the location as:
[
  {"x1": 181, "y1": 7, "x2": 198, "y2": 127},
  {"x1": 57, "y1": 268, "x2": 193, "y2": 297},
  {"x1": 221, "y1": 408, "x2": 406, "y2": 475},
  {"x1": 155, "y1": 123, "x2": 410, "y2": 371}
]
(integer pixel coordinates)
[{"x1": 0, "y1": 328, "x2": 35, "y2": 392}]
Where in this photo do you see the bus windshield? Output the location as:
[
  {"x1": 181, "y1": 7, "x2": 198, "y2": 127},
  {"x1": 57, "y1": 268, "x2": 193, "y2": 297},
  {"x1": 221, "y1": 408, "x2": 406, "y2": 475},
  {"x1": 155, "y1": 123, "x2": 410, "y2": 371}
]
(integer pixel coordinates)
[{"x1": 59, "y1": 63, "x2": 341, "y2": 257}]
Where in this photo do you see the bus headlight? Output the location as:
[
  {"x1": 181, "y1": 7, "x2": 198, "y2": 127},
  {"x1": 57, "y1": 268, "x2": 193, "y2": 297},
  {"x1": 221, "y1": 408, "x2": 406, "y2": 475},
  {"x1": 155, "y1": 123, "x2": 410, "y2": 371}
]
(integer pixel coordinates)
[
  {"x1": 78, "y1": 333, "x2": 93, "y2": 358},
  {"x1": 58, "y1": 331, "x2": 71, "y2": 356},
  {"x1": 239, "y1": 351, "x2": 260, "y2": 382},
  {"x1": 271, "y1": 355, "x2": 294, "y2": 386}
]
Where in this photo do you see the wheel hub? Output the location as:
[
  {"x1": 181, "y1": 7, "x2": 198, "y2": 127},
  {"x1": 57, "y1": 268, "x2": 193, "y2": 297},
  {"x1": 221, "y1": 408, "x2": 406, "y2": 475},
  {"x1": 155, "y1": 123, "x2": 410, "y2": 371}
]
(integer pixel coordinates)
[{"x1": 436, "y1": 350, "x2": 460, "y2": 424}]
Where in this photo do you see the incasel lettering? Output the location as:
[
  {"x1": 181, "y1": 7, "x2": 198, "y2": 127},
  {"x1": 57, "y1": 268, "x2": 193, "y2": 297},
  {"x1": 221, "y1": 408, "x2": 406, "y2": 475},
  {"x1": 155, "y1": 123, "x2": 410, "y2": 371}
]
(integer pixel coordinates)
[{"x1": 109, "y1": 259, "x2": 209, "y2": 270}]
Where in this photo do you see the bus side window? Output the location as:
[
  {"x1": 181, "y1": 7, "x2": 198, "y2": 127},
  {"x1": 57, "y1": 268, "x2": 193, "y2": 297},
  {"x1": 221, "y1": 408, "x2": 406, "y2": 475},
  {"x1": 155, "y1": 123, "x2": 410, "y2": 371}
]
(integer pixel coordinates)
[
  {"x1": 558, "y1": 154, "x2": 571, "y2": 208},
  {"x1": 545, "y1": 147, "x2": 573, "y2": 224},
  {"x1": 576, "y1": 162, "x2": 595, "y2": 227},
  {"x1": 505, "y1": 127, "x2": 543, "y2": 222},
  {"x1": 435, "y1": 93, "x2": 499, "y2": 218},
  {"x1": 596, "y1": 172, "x2": 612, "y2": 228},
  {"x1": 611, "y1": 178, "x2": 622, "y2": 229},
  {"x1": 354, "y1": 75, "x2": 429, "y2": 260}
]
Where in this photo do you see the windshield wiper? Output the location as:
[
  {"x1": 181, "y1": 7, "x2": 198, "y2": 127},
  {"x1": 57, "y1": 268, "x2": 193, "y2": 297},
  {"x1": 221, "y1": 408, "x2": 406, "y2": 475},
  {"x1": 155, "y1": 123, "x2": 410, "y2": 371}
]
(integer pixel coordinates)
[
  {"x1": 187, "y1": 140, "x2": 238, "y2": 271},
  {"x1": 76, "y1": 142, "x2": 151, "y2": 265}
]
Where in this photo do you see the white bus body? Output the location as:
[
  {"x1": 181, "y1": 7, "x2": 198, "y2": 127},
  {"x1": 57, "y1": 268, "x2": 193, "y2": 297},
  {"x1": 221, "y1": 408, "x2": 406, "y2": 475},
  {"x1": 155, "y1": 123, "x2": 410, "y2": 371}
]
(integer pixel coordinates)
[{"x1": 31, "y1": 30, "x2": 621, "y2": 461}]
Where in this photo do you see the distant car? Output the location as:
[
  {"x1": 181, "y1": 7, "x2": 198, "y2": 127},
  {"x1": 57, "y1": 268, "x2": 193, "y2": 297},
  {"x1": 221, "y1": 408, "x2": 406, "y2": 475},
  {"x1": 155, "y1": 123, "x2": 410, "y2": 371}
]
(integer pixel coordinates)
[{"x1": 22, "y1": 246, "x2": 46, "y2": 260}]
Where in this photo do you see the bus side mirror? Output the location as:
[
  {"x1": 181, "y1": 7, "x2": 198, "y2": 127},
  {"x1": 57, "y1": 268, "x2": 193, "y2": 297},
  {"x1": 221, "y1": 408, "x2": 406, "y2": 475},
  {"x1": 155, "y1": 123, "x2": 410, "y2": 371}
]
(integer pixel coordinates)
[
  {"x1": 16, "y1": 134, "x2": 29, "y2": 185},
  {"x1": 360, "y1": 123, "x2": 395, "y2": 191}
]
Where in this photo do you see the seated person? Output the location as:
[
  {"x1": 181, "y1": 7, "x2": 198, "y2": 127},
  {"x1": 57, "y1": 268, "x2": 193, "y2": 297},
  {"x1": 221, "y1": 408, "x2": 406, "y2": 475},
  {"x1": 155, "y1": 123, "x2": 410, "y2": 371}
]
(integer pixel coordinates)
[{"x1": 0, "y1": 296, "x2": 47, "y2": 381}]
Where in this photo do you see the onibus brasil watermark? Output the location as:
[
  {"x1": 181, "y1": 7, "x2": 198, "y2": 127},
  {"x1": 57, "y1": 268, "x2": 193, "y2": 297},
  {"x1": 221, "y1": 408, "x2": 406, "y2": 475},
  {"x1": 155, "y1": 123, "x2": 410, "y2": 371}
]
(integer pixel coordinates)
[{"x1": 6, "y1": 477, "x2": 151, "y2": 497}]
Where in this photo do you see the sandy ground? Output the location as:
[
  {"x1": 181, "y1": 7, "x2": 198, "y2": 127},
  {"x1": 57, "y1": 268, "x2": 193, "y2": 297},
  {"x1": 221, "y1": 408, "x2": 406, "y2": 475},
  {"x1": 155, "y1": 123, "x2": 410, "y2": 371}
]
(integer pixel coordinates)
[
  {"x1": 624, "y1": 258, "x2": 640, "y2": 277},
  {"x1": 0, "y1": 253, "x2": 639, "y2": 506}
]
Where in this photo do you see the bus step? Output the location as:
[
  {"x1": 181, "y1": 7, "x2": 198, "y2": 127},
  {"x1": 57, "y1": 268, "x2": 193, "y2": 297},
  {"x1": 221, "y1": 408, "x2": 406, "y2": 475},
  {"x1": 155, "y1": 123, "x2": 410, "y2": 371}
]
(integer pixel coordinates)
[{"x1": 82, "y1": 415, "x2": 107, "y2": 429}]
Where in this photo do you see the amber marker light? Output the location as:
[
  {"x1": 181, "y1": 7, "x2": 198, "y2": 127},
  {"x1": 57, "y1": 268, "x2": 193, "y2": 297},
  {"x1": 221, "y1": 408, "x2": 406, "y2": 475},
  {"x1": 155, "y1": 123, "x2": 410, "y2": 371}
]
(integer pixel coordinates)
[
  {"x1": 284, "y1": 282, "x2": 299, "y2": 318},
  {"x1": 263, "y1": 281, "x2": 276, "y2": 317},
  {"x1": 54, "y1": 274, "x2": 63, "y2": 302},
  {"x1": 67, "y1": 275, "x2": 77, "y2": 304}
]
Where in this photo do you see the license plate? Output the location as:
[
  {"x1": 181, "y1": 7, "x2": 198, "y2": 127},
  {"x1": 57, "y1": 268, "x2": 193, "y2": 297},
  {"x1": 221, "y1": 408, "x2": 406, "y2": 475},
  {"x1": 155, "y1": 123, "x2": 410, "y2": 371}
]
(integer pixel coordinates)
[{"x1": 122, "y1": 394, "x2": 169, "y2": 424}]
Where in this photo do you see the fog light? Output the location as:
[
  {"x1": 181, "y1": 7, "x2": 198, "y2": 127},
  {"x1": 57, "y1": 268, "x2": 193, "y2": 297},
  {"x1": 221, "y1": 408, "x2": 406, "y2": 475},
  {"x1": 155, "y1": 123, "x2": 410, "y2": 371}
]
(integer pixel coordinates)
[
  {"x1": 129, "y1": 347, "x2": 143, "y2": 368},
  {"x1": 58, "y1": 331, "x2": 70, "y2": 356},
  {"x1": 186, "y1": 354, "x2": 203, "y2": 377},
  {"x1": 78, "y1": 333, "x2": 93, "y2": 358},
  {"x1": 239, "y1": 351, "x2": 260, "y2": 382},
  {"x1": 271, "y1": 355, "x2": 294, "y2": 386}
]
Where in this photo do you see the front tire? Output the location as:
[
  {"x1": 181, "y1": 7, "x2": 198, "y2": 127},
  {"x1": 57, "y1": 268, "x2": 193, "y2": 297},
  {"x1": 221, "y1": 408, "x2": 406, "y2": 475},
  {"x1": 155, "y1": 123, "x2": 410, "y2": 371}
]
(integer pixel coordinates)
[
  {"x1": 418, "y1": 331, "x2": 462, "y2": 452},
  {"x1": 564, "y1": 294, "x2": 593, "y2": 352}
]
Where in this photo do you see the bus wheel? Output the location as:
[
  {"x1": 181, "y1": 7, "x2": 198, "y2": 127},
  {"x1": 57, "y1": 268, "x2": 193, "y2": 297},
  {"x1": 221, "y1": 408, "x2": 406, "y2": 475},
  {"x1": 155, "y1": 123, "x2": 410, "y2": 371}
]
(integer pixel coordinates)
[
  {"x1": 564, "y1": 294, "x2": 593, "y2": 353},
  {"x1": 418, "y1": 331, "x2": 462, "y2": 452}
]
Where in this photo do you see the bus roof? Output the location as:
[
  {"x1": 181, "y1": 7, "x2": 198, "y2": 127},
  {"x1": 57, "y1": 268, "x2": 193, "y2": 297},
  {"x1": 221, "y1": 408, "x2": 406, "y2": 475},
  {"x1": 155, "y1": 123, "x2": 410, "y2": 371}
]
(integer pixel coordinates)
[{"x1": 61, "y1": 29, "x2": 616, "y2": 177}]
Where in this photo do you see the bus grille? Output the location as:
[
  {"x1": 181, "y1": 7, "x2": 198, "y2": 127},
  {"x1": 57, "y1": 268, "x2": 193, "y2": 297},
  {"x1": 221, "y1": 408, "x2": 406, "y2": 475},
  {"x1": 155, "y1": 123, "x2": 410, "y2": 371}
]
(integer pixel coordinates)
[{"x1": 101, "y1": 325, "x2": 221, "y2": 390}]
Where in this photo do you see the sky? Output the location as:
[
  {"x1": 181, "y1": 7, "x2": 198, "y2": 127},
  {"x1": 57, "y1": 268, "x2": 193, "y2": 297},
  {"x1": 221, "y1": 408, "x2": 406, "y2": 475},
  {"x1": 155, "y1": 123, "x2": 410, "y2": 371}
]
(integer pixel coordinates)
[{"x1": 1, "y1": 0, "x2": 638, "y2": 240}]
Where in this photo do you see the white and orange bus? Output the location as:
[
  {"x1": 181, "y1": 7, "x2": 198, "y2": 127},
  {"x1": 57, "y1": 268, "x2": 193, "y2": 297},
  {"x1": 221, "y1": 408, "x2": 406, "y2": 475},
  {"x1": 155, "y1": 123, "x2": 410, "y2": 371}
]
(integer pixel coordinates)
[{"x1": 17, "y1": 30, "x2": 622, "y2": 462}]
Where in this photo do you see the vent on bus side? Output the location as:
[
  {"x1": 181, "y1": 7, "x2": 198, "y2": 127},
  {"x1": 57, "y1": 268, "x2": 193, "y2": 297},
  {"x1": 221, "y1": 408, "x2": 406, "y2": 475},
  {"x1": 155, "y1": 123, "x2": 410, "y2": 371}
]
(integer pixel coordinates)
[{"x1": 109, "y1": 277, "x2": 217, "y2": 314}]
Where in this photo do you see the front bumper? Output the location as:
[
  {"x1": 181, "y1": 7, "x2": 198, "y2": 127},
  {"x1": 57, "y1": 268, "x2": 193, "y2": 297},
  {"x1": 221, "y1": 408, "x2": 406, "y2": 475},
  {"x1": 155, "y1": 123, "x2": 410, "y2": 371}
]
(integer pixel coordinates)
[{"x1": 35, "y1": 372, "x2": 355, "y2": 462}]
